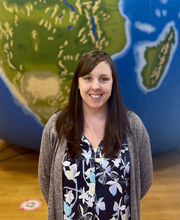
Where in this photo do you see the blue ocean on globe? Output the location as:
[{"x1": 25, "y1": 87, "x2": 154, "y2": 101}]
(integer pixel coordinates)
[{"x1": 0, "y1": 0, "x2": 180, "y2": 153}]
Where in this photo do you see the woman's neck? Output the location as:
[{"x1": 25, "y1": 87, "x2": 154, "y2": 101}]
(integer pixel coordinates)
[
  {"x1": 82, "y1": 105, "x2": 107, "y2": 148},
  {"x1": 82, "y1": 103, "x2": 108, "y2": 122}
]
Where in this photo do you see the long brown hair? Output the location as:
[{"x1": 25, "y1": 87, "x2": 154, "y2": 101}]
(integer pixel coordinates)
[{"x1": 56, "y1": 50, "x2": 130, "y2": 158}]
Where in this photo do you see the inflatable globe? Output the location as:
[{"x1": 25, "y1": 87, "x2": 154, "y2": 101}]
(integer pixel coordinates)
[{"x1": 0, "y1": 0, "x2": 179, "y2": 153}]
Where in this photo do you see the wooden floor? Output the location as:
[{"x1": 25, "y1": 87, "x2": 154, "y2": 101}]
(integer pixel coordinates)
[
  {"x1": 0, "y1": 139, "x2": 180, "y2": 220},
  {"x1": 141, "y1": 146, "x2": 180, "y2": 220}
]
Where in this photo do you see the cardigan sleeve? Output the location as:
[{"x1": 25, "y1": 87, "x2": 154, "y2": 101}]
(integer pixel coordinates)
[
  {"x1": 138, "y1": 117, "x2": 153, "y2": 198},
  {"x1": 38, "y1": 114, "x2": 56, "y2": 204},
  {"x1": 128, "y1": 111, "x2": 153, "y2": 199}
]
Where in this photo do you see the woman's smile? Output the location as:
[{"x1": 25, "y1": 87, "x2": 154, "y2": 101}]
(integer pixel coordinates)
[{"x1": 89, "y1": 94, "x2": 103, "y2": 98}]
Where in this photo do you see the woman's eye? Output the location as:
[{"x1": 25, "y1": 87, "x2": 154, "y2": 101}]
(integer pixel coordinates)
[
  {"x1": 101, "y1": 77, "x2": 109, "y2": 81},
  {"x1": 84, "y1": 76, "x2": 92, "y2": 81}
]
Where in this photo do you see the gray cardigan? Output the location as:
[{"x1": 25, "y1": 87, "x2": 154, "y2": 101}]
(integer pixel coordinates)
[{"x1": 38, "y1": 111, "x2": 153, "y2": 220}]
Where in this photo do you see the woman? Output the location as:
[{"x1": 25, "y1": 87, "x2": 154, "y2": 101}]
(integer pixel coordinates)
[{"x1": 38, "y1": 50, "x2": 153, "y2": 220}]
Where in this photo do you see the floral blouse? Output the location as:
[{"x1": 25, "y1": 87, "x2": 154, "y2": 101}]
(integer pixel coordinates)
[{"x1": 62, "y1": 136, "x2": 131, "y2": 220}]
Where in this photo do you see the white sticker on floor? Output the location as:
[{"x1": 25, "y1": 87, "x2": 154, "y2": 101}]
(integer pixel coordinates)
[{"x1": 19, "y1": 199, "x2": 42, "y2": 211}]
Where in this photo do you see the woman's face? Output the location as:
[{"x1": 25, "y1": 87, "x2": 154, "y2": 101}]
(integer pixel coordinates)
[{"x1": 78, "y1": 61, "x2": 113, "y2": 112}]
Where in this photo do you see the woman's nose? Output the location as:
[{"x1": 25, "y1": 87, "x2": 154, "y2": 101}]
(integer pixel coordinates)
[{"x1": 91, "y1": 79, "x2": 100, "y2": 89}]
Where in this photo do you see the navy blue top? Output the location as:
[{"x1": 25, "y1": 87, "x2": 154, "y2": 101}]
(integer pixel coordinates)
[{"x1": 62, "y1": 136, "x2": 131, "y2": 219}]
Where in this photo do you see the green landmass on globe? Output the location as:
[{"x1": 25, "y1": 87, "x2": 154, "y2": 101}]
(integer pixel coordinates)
[
  {"x1": 0, "y1": 0, "x2": 127, "y2": 124},
  {"x1": 141, "y1": 26, "x2": 175, "y2": 90}
]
